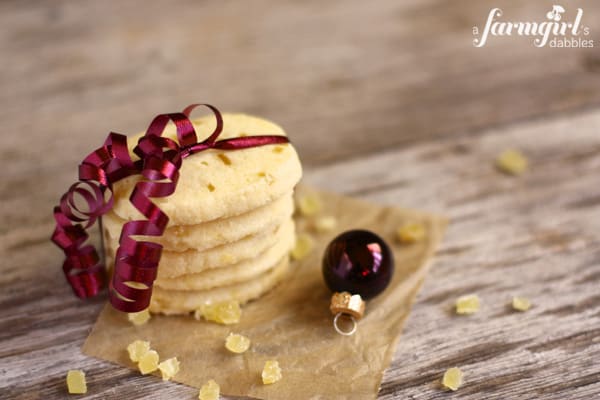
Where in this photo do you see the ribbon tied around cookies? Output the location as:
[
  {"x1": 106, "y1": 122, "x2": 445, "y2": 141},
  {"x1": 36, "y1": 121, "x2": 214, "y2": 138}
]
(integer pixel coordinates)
[{"x1": 52, "y1": 104, "x2": 290, "y2": 312}]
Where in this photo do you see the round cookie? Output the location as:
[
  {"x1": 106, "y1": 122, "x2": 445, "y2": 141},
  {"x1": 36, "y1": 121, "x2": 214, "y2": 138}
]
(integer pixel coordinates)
[
  {"x1": 105, "y1": 219, "x2": 295, "y2": 279},
  {"x1": 102, "y1": 193, "x2": 294, "y2": 253},
  {"x1": 153, "y1": 220, "x2": 295, "y2": 290},
  {"x1": 110, "y1": 113, "x2": 302, "y2": 225},
  {"x1": 149, "y1": 256, "x2": 290, "y2": 315}
]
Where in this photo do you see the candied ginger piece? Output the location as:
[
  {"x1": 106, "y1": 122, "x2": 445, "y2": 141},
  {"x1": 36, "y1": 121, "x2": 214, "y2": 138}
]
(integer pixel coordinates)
[
  {"x1": 512, "y1": 296, "x2": 531, "y2": 311},
  {"x1": 396, "y1": 222, "x2": 426, "y2": 244},
  {"x1": 297, "y1": 193, "x2": 322, "y2": 216},
  {"x1": 195, "y1": 300, "x2": 242, "y2": 325},
  {"x1": 199, "y1": 379, "x2": 220, "y2": 400},
  {"x1": 496, "y1": 149, "x2": 528, "y2": 175},
  {"x1": 158, "y1": 357, "x2": 180, "y2": 381},
  {"x1": 442, "y1": 367, "x2": 463, "y2": 391},
  {"x1": 313, "y1": 216, "x2": 337, "y2": 233},
  {"x1": 138, "y1": 350, "x2": 159, "y2": 375},
  {"x1": 291, "y1": 234, "x2": 314, "y2": 261},
  {"x1": 66, "y1": 370, "x2": 87, "y2": 394},
  {"x1": 128, "y1": 309, "x2": 151, "y2": 326},
  {"x1": 456, "y1": 294, "x2": 480, "y2": 315},
  {"x1": 262, "y1": 360, "x2": 282, "y2": 385},
  {"x1": 225, "y1": 333, "x2": 251, "y2": 354},
  {"x1": 127, "y1": 340, "x2": 151, "y2": 362}
]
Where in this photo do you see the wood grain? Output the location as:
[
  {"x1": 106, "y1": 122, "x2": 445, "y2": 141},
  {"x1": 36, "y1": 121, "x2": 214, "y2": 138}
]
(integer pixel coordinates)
[
  {"x1": 1, "y1": 0, "x2": 600, "y2": 399},
  {"x1": 1, "y1": 0, "x2": 600, "y2": 168}
]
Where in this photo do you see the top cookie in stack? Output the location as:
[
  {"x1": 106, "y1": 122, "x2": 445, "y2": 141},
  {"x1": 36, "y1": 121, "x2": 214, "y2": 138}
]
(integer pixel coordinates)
[{"x1": 101, "y1": 113, "x2": 302, "y2": 315}]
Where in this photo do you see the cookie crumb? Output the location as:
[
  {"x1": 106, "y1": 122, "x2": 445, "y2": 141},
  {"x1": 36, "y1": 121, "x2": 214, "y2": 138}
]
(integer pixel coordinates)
[
  {"x1": 158, "y1": 357, "x2": 180, "y2": 381},
  {"x1": 456, "y1": 294, "x2": 480, "y2": 315},
  {"x1": 195, "y1": 300, "x2": 242, "y2": 325},
  {"x1": 262, "y1": 360, "x2": 282, "y2": 385},
  {"x1": 225, "y1": 333, "x2": 251, "y2": 354},
  {"x1": 199, "y1": 379, "x2": 220, "y2": 400},
  {"x1": 442, "y1": 367, "x2": 463, "y2": 391},
  {"x1": 291, "y1": 234, "x2": 314, "y2": 260},
  {"x1": 66, "y1": 370, "x2": 87, "y2": 394},
  {"x1": 128, "y1": 309, "x2": 151, "y2": 326},
  {"x1": 496, "y1": 149, "x2": 528, "y2": 175},
  {"x1": 512, "y1": 296, "x2": 531, "y2": 311}
]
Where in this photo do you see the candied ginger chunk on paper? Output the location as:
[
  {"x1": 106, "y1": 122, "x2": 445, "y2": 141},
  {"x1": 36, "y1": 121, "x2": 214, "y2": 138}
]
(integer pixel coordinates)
[
  {"x1": 127, "y1": 340, "x2": 151, "y2": 362},
  {"x1": 195, "y1": 300, "x2": 242, "y2": 325},
  {"x1": 225, "y1": 333, "x2": 251, "y2": 354},
  {"x1": 290, "y1": 234, "x2": 314, "y2": 261},
  {"x1": 296, "y1": 193, "x2": 322, "y2": 216},
  {"x1": 262, "y1": 360, "x2": 282, "y2": 385},
  {"x1": 199, "y1": 379, "x2": 220, "y2": 400},
  {"x1": 396, "y1": 222, "x2": 426, "y2": 243},
  {"x1": 158, "y1": 357, "x2": 180, "y2": 381},
  {"x1": 138, "y1": 350, "x2": 159, "y2": 375},
  {"x1": 128, "y1": 309, "x2": 151, "y2": 326}
]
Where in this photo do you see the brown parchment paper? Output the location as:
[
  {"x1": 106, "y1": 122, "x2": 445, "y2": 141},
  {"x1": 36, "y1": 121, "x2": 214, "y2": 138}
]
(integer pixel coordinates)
[{"x1": 83, "y1": 188, "x2": 447, "y2": 399}]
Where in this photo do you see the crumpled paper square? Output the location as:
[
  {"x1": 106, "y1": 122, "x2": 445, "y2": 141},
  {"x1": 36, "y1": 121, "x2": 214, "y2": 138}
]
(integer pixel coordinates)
[{"x1": 83, "y1": 188, "x2": 447, "y2": 399}]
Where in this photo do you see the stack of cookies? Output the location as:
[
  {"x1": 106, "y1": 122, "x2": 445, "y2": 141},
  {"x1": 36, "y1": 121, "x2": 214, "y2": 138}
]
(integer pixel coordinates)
[{"x1": 101, "y1": 114, "x2": 302, "y2": 315}]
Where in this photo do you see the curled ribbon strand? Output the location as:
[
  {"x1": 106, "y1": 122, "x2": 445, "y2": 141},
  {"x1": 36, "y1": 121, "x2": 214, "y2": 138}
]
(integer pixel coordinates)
[{"x1": 52, "y1": 104, "x2": 290, "y2": 312}]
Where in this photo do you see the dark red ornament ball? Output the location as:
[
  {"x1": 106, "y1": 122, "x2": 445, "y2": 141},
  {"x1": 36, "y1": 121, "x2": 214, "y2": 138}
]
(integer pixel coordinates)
[{"x1": 322, "y1": 229, "x2": 394, "y2": 299}]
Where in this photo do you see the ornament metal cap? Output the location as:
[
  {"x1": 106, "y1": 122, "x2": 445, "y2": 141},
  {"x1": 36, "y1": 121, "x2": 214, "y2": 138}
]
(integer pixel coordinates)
[{"x1": 330, "y1": 291, "x2": 365, "y2": 336}]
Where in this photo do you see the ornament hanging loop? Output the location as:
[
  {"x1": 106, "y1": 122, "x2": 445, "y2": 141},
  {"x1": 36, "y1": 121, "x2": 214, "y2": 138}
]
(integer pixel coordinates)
[{"x1": 333, "y1": 312, "x2": 358, "y2": 336}]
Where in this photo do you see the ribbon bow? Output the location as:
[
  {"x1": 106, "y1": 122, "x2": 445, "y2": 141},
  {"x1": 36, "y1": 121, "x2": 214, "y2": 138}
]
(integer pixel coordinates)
[{"x1": 51, "y1": 104, "x2": 290, "y2": 312}]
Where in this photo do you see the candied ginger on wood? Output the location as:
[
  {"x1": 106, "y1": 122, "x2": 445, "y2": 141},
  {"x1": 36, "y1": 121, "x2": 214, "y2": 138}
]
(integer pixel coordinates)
[
  {"x1": 262, "y1": 360, "x2": 282, "y2": 385},
  {"x1": 496, "y1": 149, "x2": 528, "y2": 175},
  {"x1": 456, "y1": 294, "x2": 480, "y2": 314},
  {"x1": 442, "y1": 367, "x2": 463, "y2": 391},
  {"x1": 66, "y1": 370, "x2": 87, "y2": 394},
  {"x1": 225, "y1": 333, "x2": 251, "y2": 354},
  {"x1": 199, "y1": 379, "x2": 220, "y2": 400},
  {"x1": 512, "y1": 296, "x2": 531, "y2": 311}
]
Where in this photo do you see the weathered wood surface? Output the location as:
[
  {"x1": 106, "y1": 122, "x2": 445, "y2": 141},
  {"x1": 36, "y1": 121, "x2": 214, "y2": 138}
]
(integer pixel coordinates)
[{"x1": 1, "y1": 0, "x2": 600, "y2": 399}]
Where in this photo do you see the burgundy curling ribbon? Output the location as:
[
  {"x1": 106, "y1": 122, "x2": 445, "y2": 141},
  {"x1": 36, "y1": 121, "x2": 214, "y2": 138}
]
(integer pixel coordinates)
[{"x1": 52, "y1": 104, "x2": 290, "y2": 312}]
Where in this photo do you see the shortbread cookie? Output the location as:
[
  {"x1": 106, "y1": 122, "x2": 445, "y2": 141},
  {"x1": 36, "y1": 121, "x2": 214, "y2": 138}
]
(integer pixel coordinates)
[
  {"x1": 105, "y1": 219, "x2": 295, "y2": 279},
  {"x1": 149, "y1": 256, "x2": 290, "y2": 315},
  {"x1": 110, "y1": 114, "x2": 302, "y2": 225},
  {"x1": 102, "y1": 193, "x2": 294, "y2": 252},
  {"x1": 153, "y1": 220, "x2": 294, "y2": 290}
]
